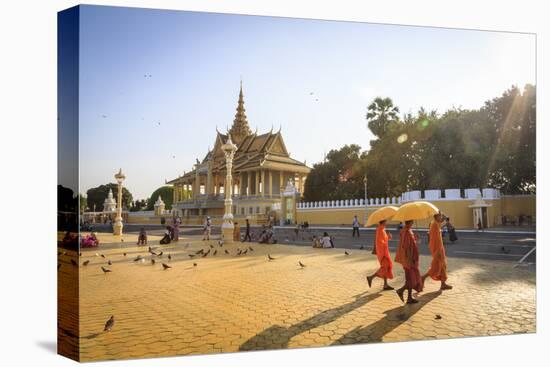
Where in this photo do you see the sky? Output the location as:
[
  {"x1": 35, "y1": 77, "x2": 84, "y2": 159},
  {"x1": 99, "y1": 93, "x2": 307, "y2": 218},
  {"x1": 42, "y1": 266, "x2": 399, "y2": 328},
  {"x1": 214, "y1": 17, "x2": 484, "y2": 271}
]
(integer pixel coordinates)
[{"x1": 75, "y1": 5, "x2": 535, "y2": 200}]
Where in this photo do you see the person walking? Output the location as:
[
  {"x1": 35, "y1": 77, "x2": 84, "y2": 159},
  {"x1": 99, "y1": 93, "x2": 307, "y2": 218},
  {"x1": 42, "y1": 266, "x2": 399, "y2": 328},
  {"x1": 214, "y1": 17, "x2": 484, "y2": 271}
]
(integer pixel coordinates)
[
  {"x1": 395, "y1": 220, "x2": 423, "y2": 304},
  {"x1": 352, "y1": 215, "x2": 360, "y2": 237},
  {"x1": 202, "y1": 216, "x2": 212, "y2": 240},
  {"x1": 242, "y1": 218, "x2": 252, "y2": 242},
  {"x1": 422, "y1": 213, "x2": 453, "y2": 290},
  {"x1": 366, "y1": 220, "x2": 394, "y2": 290}
]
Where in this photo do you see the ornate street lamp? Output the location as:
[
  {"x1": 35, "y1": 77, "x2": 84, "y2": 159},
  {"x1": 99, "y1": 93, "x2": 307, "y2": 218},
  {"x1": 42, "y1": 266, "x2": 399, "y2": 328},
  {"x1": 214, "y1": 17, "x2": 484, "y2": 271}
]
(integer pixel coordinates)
[
  {"x1": 113, "y1": 168, "x2": 126, "y2": 235},
  {"x1": 221, "y1": 134, "x2": 238, "y2": 242}
]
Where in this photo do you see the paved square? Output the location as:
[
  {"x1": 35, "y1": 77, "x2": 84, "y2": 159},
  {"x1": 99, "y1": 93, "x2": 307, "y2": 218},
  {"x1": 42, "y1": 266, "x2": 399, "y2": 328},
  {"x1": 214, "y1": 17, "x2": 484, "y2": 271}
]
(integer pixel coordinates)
[{"x1": 58, "y1": 232, "x2": 535, "y2": 362}]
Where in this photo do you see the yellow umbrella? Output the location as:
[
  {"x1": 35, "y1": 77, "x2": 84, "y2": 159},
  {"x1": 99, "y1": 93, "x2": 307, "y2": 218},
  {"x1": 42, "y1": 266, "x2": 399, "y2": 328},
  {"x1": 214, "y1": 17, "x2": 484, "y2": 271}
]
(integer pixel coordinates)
[
  {"x1": 392, "y1": 201, "x2": 439, "y2": 222},
  {"x1": 366, "y1": 206, "x2": 399, "y2": 226}
]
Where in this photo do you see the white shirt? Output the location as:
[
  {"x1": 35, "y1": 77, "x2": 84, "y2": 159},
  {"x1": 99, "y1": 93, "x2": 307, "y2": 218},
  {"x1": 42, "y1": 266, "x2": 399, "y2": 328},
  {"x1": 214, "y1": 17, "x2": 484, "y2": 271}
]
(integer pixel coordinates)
[{"x1": 321, "y1": 236, "x2": 332, "y2": 248}]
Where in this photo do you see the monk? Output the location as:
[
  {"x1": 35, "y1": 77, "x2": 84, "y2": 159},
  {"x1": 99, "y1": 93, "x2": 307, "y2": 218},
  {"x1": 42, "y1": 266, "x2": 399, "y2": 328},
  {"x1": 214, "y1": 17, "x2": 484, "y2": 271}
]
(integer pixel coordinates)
[
  {"x1": 395, "y1": 220, "x2": 423, "y2": 304},
  {"x1": 422, "y1": 213, "x2": 453, "y2": 290},
  {"x1": 366, "y1": 220, "x2": 394, "y2": 290}
]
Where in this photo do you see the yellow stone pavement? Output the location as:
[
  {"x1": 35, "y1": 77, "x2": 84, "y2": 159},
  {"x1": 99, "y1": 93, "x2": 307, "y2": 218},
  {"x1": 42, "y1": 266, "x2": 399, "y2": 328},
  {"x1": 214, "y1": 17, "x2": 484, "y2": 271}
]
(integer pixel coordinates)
[{"x1": 57, "y1": 232, "x2": 536, "y2": 362}]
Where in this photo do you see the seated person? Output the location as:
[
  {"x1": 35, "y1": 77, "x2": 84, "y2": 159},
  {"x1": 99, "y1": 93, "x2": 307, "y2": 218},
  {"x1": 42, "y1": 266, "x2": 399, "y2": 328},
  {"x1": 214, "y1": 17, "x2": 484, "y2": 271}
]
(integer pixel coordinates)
[
  {"x1": 320, "y1": 232, "x2": 334, "y2": 248},
  {"x1": 137, "y1": 227, "x2": 147, "y2": 245},
  {"x1": 80, "y1": 232, "x2": 99, "y2": 248},
  {"x1": 160, "y1": 227, "x2": 171, "y2": 244},
  {"x1": 312, "y1": 235, "x2": 322, "y2": 248}
]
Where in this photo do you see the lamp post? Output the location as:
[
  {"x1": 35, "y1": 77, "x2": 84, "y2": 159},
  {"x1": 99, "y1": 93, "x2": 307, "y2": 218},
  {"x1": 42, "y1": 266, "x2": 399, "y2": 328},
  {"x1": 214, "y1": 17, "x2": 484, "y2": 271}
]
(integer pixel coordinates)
[
  {"x1": 113, "y1": 168, "x2": 126, "y2": 236},
  {"x1": 363, "y1": 174, "x2": 368, "y2": 224},
  {"x1": 221, "y1": 134, "x2": 238, "y2": 242}
]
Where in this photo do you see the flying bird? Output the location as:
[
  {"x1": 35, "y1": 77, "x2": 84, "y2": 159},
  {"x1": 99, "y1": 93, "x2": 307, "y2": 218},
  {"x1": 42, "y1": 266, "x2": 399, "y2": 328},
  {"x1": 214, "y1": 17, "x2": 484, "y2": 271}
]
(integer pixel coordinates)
[
  {"x1": 299, "y1": 261, "x2": 306, "y2": 268},
  {"x1": 101, "y1": 266, "x2": 112, "y2": 274},
  {"x1": 162, "y1": 263, "x2": 171, "y2": 270},
  {"x1": 268, "y1": 254, "x2": 275, "y2": 261},
  {"x1": 104, "y1": 316, "x2": 115, "y2": 332}
]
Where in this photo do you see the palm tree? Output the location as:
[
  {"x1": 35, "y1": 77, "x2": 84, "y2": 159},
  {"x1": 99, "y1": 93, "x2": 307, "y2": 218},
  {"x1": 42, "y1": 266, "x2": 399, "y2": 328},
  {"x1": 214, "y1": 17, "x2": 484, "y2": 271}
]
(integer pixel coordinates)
[{"x1": 366, "y1": 97, "x2": 400, "y2": 138}]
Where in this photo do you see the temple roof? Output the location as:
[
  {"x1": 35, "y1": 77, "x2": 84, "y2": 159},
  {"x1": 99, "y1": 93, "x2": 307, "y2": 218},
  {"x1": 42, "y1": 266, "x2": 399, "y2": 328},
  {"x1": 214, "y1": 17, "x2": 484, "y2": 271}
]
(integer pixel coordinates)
[{"x1": 167, "y1": 84, "x2": 310, "y2": 184}]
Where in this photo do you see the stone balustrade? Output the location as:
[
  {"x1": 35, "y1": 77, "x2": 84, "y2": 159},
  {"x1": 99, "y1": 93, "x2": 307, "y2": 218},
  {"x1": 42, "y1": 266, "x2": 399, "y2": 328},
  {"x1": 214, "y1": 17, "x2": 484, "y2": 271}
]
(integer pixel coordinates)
[{"x1": 297, "y1": 188, "x2": 502, "y2": 210}]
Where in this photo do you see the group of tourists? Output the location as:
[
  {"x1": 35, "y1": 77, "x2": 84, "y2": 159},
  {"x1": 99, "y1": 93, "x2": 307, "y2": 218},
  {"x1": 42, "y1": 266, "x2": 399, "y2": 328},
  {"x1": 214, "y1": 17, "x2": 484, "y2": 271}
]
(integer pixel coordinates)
[{"x1": 367, "y1": 213, "x2": 453, "y2": 304}]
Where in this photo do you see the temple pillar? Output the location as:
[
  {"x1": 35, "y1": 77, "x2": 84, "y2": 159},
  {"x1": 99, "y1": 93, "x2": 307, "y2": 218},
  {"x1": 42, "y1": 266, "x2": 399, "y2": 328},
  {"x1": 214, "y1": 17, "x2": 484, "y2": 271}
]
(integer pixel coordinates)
[
  {"x1": 206, "y1": 165, "x2": 213, "y2": 195},
  {"x1": 261, "y1": 170, "x2": 265, "y2": 197},
  {"x1": 269, "y1": 170, "x2": 273, "y2": 197},
  {"x1": 255, "y1": 170, "x2": 260, "y2": 195},
  {"x1": 247, "y1": 171, "x2": 251, "y2": 196}
]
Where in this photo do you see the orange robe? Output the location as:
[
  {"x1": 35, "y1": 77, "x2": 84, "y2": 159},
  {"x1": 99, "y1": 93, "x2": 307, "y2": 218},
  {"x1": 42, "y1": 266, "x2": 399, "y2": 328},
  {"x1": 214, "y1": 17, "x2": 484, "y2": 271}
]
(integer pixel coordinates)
[
  {"x1": 427, "y1": 220, "x2": 448, "y2": 281},
  {"x1": 395, "y1": 227, "x2": 423, "y2": 292},
  {"x1": 375, "y1": 225, "x2": 393, "y2": 279}
]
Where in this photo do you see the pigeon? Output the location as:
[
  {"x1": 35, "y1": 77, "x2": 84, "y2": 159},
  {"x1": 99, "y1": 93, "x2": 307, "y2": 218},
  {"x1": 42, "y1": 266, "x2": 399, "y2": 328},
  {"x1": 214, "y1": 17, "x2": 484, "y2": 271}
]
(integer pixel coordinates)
[
  {"x1": 202, "y1": 249, "x2": 210, "y2": 257},
  {"x1": 151, "y1": 259, "x2": 156, "y2": 265},
  {"x1": 213, "y1": 250, "x2": 217, "y2": 256},
  {"x1": 104, "y1": 316, "x2": 115, "y2": 332},
  {"x1": 236, "y1": 249, "x2": 242, "y2": 256},
  {"x1": 162, "y1": 263, "x2": 171, "y2": 270},
  {"x1": 101, "y1": 266, "x2": 112, "y2": 273},
  {"x1": 268, "y1": 254, "x2": 275, "y2": 261},
  {"x1": 193, "y1": 262, "x2": 197, "y2": 267},
  {"x1": 196, "y1": 249, "x2": 204, "y2": 255},
  {"x1": 100, "y1": 254, "x2": 106, "y2": 259},
  {"x1": 248, "y1": 246, "x2": 254, "y2": 252},
  {"x1": 107, "y1": 260, "x2": 112, "y2": 266},
  {"x1": 188, "y1": 254, "x2": 196, "y2": 258},
  {"x1": 224, "y1": 249, "x2": 229, "y2": 255},
  {"x1": 218, "y1": 240, "x2": 224, "y2": 247},
  {"x1": 359, "y1": 245, "x2": 364, "y2": 250},
  {"x1": 133, "y1": 255, "x2": 143, "y2": 262},
  {"x1": 210, "y1": 244, "x2": 214, "y2": 249},
  {"x1": 168, "y1": 254, "x2": 172, "y2": 261},
  {"x1": 148, "y1": 246, "x2": 152, "y2": 252},
  {"x1": 121, "y1": 238, "x2": 124, "y2": 243},
  {"x1": 299, "y1": 261, "x2": 306, "y2": 268},
  {"x1": 242, "y1": 249, "x2": 248, "y2": 255},
  {"x1": 157, "y1": 251, "x2": 163, "y2": 257},
  {"x1": 435, "y1": 314, "x2": 442, "y2": 320},
  {"x1": 70, "y1": 259, "x2": 78, "y2": 266},
  {"x1": 123, "y1": 252, "x2": 127, "y2": 257},
  {"x1": 345, "y1": 251, "x2": 350, "y2": 256},
  {"x1": 83, "y1": 260, "x2": 90, "y2": 266}
]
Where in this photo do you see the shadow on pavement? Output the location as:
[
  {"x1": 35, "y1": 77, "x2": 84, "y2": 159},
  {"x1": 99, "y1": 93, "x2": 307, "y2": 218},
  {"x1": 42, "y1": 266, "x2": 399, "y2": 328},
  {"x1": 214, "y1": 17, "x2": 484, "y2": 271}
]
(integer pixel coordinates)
[
  {"x1": 331, "y1": 290, "x2": 442, "y2": 345},
  {"x1": 239, "y1": 291, "x2": 382, "y2": 351}
]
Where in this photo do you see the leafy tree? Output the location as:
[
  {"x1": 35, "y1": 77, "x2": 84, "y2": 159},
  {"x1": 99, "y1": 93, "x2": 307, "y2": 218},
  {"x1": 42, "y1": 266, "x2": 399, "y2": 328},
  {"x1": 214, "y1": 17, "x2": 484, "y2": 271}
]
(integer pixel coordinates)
[
  {"x1": 79, "y1": 194, "x2": 87, "y2": 214},
  {"x1": 146, "y1": 186, "x2": 174, "y2": 211},
  {"x1": 86, "y1": 183, "x2": 133, "y2": 212}
]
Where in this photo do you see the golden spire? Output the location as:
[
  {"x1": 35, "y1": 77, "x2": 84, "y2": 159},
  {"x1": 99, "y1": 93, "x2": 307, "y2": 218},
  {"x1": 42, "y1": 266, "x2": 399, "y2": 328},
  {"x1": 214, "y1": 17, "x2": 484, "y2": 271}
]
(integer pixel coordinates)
[{"x1": 229, "y1": 81, "x2": 252, "y2": 145}]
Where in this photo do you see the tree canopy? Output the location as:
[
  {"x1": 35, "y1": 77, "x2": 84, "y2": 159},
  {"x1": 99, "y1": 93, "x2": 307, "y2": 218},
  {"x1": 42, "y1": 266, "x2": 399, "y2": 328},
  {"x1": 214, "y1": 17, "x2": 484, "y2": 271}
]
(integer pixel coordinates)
[
  {"x1": 303, "y1": 84, "x2": 536, "y2": 201},
  {"x1": 146, "y1": 186, "x2": 174, "y2": 211},
  {"x1": 86, "y1": 183, "x2": 133, "y2": 212}
]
